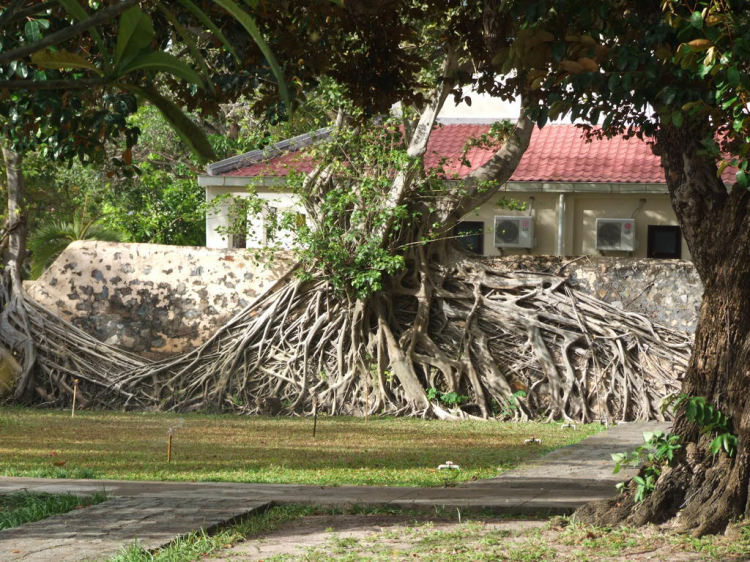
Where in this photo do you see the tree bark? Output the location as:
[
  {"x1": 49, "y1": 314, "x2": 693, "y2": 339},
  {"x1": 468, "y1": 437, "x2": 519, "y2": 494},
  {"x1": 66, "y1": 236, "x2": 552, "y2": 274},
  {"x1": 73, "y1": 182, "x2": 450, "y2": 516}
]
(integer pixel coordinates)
[
  {"x1": 577, "y1": 122, "x2": 750, "y2": 534},
  {"x1": 2, "y1": 147, "x2": 27, "y2": 271},
  {"x1": 1, "y1": 146, "x2": 36, "y2": 401}
]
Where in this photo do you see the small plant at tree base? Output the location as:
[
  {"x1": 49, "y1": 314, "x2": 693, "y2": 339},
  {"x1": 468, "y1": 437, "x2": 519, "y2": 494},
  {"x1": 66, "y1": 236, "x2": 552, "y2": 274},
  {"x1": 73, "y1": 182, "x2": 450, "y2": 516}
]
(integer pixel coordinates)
[
  {"x1": 499, "y1": 390, "x2": 527, "y2": 418},
  {"x1": 613, "y1": 395, "x2": 739, "y2": 502},
  {"x1": 612, "y1": 431, "x2": 682, "y2": 502},
  {"x1": 427, "y1": 387, "x2": 469, "y2": 407},
  {"x1": 670, "y1": 394, "x2": 739, "y2": 457}
]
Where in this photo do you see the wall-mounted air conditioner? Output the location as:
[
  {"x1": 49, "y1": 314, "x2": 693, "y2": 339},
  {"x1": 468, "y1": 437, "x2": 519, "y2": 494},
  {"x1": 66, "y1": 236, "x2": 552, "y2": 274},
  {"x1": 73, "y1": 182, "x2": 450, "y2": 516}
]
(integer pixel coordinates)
[
  {"x1": 494, "y1": 216, "x2": 534, "y2": 248},
  {"x1": 596, "y1": 218, "x2": 636, "y2": 251}
]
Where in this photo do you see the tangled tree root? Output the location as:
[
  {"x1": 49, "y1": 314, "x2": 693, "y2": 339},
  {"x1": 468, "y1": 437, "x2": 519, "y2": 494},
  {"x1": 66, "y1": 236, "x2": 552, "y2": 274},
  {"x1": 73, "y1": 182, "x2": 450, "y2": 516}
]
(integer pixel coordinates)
[{"x1": 1, "y1": 255, "x2": 691, "y2": 421}]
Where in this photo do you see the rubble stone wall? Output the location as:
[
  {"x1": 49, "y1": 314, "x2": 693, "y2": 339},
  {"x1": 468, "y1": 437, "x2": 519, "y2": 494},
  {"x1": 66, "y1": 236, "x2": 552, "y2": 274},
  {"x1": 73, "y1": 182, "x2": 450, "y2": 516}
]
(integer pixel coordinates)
[
  {"x1": 483, "y1": 255, "x2": 703, "y2": 333},
  {"x1": 26, "y1": 241, "x2": 291, "y2": 357},
  {"x1": 26, "y1": 244, "x2": 702, "y2": 359}
]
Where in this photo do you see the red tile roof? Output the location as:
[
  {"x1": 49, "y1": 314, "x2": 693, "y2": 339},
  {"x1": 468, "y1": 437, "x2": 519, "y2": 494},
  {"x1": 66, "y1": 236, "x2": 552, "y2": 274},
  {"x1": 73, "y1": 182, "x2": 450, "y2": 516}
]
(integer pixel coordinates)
[{"x1": 220, "y1": 123, "x2": 734, "y2": 184}]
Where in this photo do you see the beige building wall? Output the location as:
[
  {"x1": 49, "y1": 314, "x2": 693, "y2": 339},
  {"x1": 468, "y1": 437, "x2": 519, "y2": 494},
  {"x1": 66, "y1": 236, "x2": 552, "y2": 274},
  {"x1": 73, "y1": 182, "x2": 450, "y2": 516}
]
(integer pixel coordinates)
[
  {"x1": 459, "y1": 192, "x2": 559, "y2": 256},
  {"x1": 204, "y1": 180, "x2": 690, "y2": 260},
  {"x1": 457, "y1": 190, "x2": 690, "y2": 259},
  {"x1": 569, "y1": 193, "x2": 689, "y2": 258}
]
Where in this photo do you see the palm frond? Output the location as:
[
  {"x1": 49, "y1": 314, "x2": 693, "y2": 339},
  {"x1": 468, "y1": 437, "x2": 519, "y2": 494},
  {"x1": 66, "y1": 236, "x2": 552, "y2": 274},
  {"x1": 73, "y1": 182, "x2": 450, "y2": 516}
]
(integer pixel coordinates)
[{"x1": 29, "y1": 217, "x2": 125, "y2": 279}]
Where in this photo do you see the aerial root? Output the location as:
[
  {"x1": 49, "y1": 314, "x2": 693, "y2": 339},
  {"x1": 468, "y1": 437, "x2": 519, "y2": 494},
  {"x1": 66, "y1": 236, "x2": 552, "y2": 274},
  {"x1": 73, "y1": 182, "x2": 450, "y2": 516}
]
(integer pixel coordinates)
[{"x1": 1, "y1": 260, "x2": 691, "y2": 420}]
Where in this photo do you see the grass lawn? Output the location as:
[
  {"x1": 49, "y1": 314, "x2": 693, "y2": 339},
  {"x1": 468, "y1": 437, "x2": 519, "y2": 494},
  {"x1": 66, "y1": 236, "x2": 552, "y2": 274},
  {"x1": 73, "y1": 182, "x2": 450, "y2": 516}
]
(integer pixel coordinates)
[
  {"x1": 0, "y1": 490, "x2": 108, "y2": 530},
  {"x1": 0, "y1": 407, "x2": 603, "y2": 486}
]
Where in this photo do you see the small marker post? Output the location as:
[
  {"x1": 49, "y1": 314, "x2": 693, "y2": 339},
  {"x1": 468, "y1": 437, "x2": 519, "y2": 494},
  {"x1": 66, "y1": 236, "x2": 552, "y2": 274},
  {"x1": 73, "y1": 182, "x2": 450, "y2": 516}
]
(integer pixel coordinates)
[
  {"x1": 167, "y1": 428, "x2": 173, "y2": 463},
  {"x1": 312, "y1": 395, "x2": 318, "y2": 438},
  {"x1": 71, "y1": 379, "x2": 79, "y2": 418},
  {"x1": 364, "y1": 380, "x2": 369, "y2": 423}
]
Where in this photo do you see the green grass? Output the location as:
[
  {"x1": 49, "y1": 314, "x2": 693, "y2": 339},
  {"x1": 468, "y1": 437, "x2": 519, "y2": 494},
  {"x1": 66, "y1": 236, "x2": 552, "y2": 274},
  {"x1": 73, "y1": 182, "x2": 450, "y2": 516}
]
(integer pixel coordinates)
[
  {"x1": 0, "y1": 407, "x2": 603, "y2": 487},
  {"x1": 106, "y1": 504, "x2": 317, "y2": 562},
  {"x1": 0, "y1": 490, "x2": 108, "y2": 530}
]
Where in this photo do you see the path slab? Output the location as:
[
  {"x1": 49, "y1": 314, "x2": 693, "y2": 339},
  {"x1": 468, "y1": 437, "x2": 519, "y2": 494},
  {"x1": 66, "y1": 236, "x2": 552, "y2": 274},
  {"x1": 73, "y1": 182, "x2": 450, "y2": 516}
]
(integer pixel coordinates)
[{"x1": 0, "y1": 497, "x2": 269, "y2": 562}]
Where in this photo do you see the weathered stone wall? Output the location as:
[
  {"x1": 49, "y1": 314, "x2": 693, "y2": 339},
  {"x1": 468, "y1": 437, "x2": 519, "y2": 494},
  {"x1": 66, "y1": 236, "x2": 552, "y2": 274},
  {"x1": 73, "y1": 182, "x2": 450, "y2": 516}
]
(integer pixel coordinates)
[
  {"x1": 26, "y1": 241, "x2": 291, "y2": 357},
  {"x1": 483, "y1": 256, "x2": 703, "y2": 332},
  {"x1": 26, "y1": 244, "x2": 702, "y2": 360}
]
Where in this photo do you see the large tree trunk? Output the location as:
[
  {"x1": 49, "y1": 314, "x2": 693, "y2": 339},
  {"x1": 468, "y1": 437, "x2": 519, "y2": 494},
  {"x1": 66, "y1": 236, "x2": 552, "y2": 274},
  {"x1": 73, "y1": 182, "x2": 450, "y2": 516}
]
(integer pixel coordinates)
[
  {"x1": 577, "y1": 123, "x2": 750, "y2": 535},
  {"x1": 1, "y1": 146, "x2": 37, "y2": 401}
]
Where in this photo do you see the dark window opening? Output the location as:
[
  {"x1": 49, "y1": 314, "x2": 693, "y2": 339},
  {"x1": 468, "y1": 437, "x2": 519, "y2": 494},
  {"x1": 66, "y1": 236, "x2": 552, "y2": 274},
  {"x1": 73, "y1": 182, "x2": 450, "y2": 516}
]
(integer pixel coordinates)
[
  {"x1": 230, "y1": 200, "x2": 249, "y2": 249},
  {"x1": 454, "y1": 221, "x2": 484, "y2": 254},
  {"x1": 647, "y1": 225, "x2": 681, "y2": 259}
]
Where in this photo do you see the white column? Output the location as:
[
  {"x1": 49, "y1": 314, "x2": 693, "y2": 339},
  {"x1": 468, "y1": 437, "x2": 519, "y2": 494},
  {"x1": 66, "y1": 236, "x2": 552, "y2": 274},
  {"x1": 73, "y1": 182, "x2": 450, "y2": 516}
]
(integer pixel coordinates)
[
  {"x1": 205, "y1": 186, "x2": 232, "y2": 248},
  {"x1": 556, "y1": 193, "x2": 566, "y2": 256}
]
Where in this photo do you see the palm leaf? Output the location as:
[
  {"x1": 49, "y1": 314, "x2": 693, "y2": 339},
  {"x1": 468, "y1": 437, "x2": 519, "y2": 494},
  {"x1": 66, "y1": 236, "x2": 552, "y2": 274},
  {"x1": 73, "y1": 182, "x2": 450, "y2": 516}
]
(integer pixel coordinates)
[
  {"x1": 157, "y1": 2, "x2": 212, "y2": 79},
  {"x1": 212, "y1": 0, "x2": 291, "y2": 115},
  {"x1": 123, "y1": 84, "x2": 216, "y2": 163},
  {"x1": 177, "y1": 0, "x2": 240, "y2": 64},
  {"x1": 29, "y1": 218, "x2": 125, "y2": 279}
]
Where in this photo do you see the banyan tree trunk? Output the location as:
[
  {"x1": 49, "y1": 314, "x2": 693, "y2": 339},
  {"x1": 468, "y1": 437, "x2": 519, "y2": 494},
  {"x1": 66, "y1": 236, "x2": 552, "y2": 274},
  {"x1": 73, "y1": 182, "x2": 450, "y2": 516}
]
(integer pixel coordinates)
[{"x1": 577, "y1": 122, "x2": 750, "y2": 535}]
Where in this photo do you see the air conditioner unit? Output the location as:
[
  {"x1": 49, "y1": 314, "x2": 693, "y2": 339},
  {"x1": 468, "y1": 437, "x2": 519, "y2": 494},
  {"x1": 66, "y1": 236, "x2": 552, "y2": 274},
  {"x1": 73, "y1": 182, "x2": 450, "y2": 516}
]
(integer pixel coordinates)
[
  {"x1": 596, "y1": 218, "x2": 636, "y2": 251},
  {"x1": 494, "y1": 216, "x2": 534, "y2": 248}
]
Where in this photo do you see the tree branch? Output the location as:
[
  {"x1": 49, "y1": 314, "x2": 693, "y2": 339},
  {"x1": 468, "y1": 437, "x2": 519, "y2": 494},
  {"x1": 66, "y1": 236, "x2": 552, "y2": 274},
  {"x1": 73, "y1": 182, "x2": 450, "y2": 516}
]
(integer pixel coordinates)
[
  {"x1": 0, "y1": 0, "x2": 140, "y2": 65},
  {"x1": 0, "y1": 78, "x2": 108, "y2": 90},
  {"x1": 450, "y1": 100, "x2": 535, "y2": 220},
  {"x1": 0, "y1": 0, "x2": 24, "y2": 31},
  {"x1": 377, "y1": 46, "x2": 461, "y2": 247}
]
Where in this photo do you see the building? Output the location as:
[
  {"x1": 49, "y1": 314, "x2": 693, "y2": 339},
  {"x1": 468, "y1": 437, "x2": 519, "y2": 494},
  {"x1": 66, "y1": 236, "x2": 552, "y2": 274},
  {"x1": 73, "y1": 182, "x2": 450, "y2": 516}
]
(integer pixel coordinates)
[{"x1": 199, "y1": 123, "x2": 720, "y2": 260}]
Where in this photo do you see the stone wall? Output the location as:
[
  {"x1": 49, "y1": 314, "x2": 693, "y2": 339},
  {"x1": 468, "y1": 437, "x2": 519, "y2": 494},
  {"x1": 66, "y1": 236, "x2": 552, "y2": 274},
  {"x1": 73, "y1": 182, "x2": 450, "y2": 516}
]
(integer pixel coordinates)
[
  {"x1": 26, "y1": 244, "x2": 703, "y2": 360},
  {"x1": 26, "y1": 241, "x2": 291, "y2": 357},
  {"x1": 483, "y1": 255, "x2": 703, "y2": 332}
]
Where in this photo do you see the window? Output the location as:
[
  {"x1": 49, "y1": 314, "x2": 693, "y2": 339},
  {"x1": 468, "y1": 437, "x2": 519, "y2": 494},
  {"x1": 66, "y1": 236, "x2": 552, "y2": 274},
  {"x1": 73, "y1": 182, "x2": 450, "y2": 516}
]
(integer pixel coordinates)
[
  {"x1": 229, "y1": 199, "x2": 249, "y2": 249},
  {"x1": 454, "y1": 221, "x2": 484, "y2": 254},
  {"x1": 647, "y1": 225, "x2": 682, "y2": 259}
]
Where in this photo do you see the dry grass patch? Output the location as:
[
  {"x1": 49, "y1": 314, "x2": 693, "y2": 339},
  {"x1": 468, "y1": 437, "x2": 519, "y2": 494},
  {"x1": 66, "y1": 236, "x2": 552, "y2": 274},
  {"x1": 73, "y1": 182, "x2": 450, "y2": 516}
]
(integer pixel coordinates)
[
  {"x1": 0, "y1": 408, "x2": 602, "y2": 486},
  {"x1": 204, "y1": 512, "x2": 750, "y2": 562}
]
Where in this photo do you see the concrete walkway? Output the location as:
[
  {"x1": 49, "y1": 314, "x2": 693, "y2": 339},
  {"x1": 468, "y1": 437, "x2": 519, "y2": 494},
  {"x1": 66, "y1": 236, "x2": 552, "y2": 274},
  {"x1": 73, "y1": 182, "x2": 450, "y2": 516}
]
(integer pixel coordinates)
[{"x1": 0, "y1": 421, "x2": 668, "y2": 561}]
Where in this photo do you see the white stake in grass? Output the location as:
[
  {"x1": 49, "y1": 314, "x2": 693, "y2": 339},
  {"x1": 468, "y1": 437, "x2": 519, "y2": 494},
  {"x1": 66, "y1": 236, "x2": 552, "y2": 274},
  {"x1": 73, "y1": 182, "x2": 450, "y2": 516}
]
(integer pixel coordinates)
[{"x1": 71, "y1": 379, "x2": 79, "y2": 418}]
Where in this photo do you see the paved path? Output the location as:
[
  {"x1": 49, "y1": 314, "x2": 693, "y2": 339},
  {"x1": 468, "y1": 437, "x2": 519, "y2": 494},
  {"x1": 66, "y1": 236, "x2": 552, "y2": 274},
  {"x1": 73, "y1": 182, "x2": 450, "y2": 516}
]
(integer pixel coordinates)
[
  {"x1": 0, "y1": 421, "x2": 669, "y2": 561},
  {"x1": 0, "y1": 498, "x2": 268, "y2": 562}
]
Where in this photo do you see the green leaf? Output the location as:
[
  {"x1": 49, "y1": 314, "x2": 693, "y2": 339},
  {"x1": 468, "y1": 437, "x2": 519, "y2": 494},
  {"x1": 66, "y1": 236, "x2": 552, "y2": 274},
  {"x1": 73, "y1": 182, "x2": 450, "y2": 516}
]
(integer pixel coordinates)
[
  {"x1": 212, "y1": 0, "x2": 291, "y2": 115},
  {"x1": 115, "y1": 7, "x2": 155, "y2": 67},
  {"x1": 727, "y1": 66, "x2": 740, "y2": 87},
  {"x1": 722, "y1": 96, "x2": 738, "y2": 110},
  {"x1": 662, "y1": 88, "x2": 676, "y2": 105},
  {"x1": 177, "y1": 0, "x2": 239, "y2": 63},
  {"x1": 671, "y1": 111, "x2": 684, "y2": 127},
  {"x1": 607, "y1": 73, "x2": 619, "y2": 92},
  {"x1": 686, "y1": 399, "x2": 697, "y2": 420},
  {"x1": 690, "y1": 11, "x2": 704, "y2": 28},
  {"x1": 709, "y1": 435, "x2": 723, "y2": 455},
  {"x1": 120, "y1": 51, "x2": 203, "y2": 86},
  {"x1": 57, "y1": 0, "x2": 108, "y2": 66},
  {"x1": 31, "y1": 49, "x2": 98, "y2": 72},
  {"x1": 122, "y1": 85, "x2": 216, "y2": 164},
  {"x1": 736, "y1": 169, "x2": 748, "y2": 189},
  {"x1": 25, "y1": 20, "x2": 41, "y2": 42}
]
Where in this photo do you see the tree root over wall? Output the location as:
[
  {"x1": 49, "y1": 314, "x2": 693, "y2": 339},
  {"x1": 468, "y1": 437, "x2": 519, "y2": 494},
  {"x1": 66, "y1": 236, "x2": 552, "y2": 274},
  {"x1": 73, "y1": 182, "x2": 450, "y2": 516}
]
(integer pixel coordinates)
[{"x1": 1, "y1": 256, "x2": 692, "y2": 421}]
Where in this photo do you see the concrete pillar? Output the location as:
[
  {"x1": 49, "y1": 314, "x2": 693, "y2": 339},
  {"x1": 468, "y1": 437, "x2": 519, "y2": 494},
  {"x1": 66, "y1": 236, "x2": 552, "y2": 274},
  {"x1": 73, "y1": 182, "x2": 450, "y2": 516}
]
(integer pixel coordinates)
[{"x1": 556, "y1": 193, "x2": 566, "y2": 256}]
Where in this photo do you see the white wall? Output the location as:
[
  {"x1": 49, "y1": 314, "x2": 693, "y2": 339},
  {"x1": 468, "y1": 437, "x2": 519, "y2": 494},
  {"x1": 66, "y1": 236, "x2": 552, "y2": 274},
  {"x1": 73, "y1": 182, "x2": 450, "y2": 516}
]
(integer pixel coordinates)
[{"x1": 205, "y1": 185, "x2": 304, "y2": 249}]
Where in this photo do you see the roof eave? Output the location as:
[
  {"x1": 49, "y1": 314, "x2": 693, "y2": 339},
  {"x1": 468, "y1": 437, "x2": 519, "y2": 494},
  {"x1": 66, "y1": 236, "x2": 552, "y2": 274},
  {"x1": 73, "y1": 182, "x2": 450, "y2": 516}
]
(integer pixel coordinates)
[
  {"x1": 205, "y1": 127, "x2": 331, "y2": 176},
  {"x1": 199, "y1": 176, "x2": 668, "y2": 194}
]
